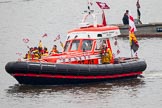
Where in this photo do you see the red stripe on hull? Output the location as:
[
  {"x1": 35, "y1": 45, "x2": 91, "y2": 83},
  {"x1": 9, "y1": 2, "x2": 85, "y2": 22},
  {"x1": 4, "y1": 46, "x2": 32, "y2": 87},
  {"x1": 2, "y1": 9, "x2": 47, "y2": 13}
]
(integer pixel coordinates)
[{"x1": 12, "y1": 72, "x2": 142, "y2": 79}]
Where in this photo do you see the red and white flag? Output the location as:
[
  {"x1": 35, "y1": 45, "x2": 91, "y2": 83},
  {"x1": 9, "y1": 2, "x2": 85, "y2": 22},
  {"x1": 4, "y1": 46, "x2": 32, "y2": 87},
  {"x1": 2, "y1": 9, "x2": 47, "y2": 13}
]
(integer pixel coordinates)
[
  {"x1": 54, "y1": 34, "x2": 60, "y2": 42},
  {"x1": 129, "y1": 13, "x2": 139, "y2": 53},
  {"x1": 96, "y1": 2, "x2": 110, "y2": 9},
  {"x1": 42, "y1": 33, "x2": 47, "y2": 38},
  {"x1": 22, "y1": 38, "x2": 29, "y2": 43},
  {"x1": 16, "y1": 52, "x2": 22, "y2": 56},
  {"x1": 129, "y1": 13, "x2": 137, "y2": 33}
]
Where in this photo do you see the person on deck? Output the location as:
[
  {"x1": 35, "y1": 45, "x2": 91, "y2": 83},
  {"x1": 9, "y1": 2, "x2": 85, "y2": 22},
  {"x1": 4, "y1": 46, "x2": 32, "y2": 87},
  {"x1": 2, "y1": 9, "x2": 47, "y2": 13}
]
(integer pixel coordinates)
[
  {"x1": 33, "y1": 47, "x2": 41, "y2": 59},
  {"x1": 122, "y1": 10, "x2": 129, "y2": 25},
  {"x1": 37, "y1": 40, "x2": 44, "y2": 58},
  {"x1": 38, "y1": 46, "x2": 43, "y2": 56},
  {"x1": 42, "y1": 47, "x2": 49, "y2": 56},
  {"x1": 24, "y1": 51, "x2": 30, "y2": 59},
  {"x1": 24, "y1": 47, "x2": 34, "y2": 59},
  {"x1": 38, "y1": 40, "x2": 43, "y2": 49},
  {"x1": 50, "y1": 45, "x2": 59, "y2": 54},
  {"x1": 100, "y1": 40, "x2": 113, "y2": 64},
  {"x1": 101, "y1": 47, "x2": 113, "y2": 64}
]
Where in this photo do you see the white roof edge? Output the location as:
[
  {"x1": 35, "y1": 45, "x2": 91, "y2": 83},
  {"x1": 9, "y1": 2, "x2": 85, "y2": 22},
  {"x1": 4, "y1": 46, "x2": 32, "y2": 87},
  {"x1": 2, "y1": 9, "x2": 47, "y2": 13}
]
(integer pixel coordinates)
[{"x1": 67, "y1": 29, "x2": 121, "y2": 40}]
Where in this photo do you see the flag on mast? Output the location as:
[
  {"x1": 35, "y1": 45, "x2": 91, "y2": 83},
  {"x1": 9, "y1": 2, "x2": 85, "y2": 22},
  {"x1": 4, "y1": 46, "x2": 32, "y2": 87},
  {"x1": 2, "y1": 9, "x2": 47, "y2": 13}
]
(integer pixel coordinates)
[
  {"x1": 129, "y1": 13, "x2": 139, "y2": 53},
  {"x1": 96, "y1": 2, "x2": 110, "y2": 9},
  {"x1": 96, "y1": 2, "x2": 110, "y2": 26}
]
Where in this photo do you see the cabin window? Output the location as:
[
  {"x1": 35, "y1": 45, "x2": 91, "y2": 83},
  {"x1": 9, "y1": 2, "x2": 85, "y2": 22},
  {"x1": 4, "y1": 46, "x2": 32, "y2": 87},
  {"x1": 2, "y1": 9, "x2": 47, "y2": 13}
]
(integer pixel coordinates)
[
  {"x1": 95, "y1": 39, "x2": 107, "y2": 50},
  {"x1": 70, "y1": 40, "x2": 80, "y2": 51},
  {"x1": 95, "y1": 39, "x2": 102, "y2": 50},
  {"x1": 64, "y1": 41, "x2": 70, "y2": 52},
  {"x1": 97, "y1": 34, "x2": 102, "y2": 37},
  {"x1": 82, "y1": 40, "x2": 93, "y2": 51}
]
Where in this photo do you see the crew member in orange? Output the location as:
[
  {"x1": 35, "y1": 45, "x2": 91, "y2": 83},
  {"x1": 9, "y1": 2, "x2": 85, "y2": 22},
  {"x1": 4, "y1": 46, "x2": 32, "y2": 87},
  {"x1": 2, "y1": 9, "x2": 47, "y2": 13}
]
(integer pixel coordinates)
[{"x1": 50, "y1": 45, "x2": 59, "y2": 54}]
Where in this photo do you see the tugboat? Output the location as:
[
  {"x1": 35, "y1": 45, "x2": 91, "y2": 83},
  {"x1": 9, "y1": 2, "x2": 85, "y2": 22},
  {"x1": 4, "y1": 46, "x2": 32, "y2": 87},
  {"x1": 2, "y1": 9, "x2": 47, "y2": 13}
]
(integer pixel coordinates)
[{"x1": 5, "y1": 1, "x2": 147, "y2": 85}]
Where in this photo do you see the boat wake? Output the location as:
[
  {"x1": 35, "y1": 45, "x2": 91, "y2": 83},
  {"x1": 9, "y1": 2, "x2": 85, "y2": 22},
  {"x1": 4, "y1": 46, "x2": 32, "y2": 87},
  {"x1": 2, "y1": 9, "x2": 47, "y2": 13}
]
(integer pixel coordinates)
[{"x1": 143, "y1": 70, "x2": 162, "y2": 79}]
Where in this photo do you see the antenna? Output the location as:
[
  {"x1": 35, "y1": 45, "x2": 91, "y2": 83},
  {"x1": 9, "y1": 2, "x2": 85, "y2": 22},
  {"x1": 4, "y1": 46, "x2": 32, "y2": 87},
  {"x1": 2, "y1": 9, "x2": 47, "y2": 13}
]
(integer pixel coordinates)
[{"x1": 80, "y1": 0, "x2": 97, "y2": 27}]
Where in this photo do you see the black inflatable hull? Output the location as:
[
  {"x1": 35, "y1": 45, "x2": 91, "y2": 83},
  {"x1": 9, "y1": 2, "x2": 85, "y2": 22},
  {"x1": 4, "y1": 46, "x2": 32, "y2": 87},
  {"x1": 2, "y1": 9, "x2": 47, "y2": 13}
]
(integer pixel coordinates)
[
  {"x1": 5, "y1": 59, "x2": 147, "y2": 85},
  {"x1": 13, "y1": 75, "x2": 139, "y2": 85}
]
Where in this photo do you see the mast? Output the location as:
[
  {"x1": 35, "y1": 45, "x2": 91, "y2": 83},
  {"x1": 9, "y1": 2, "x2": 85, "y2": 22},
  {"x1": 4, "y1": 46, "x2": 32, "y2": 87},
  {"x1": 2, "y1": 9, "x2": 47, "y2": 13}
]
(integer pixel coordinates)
[
  {"x1": 81, "y1": 0, "x2": 97, "y2": 27},
  {"x1": 80, "y1": 0, "x2": 110, "y2": 27}
]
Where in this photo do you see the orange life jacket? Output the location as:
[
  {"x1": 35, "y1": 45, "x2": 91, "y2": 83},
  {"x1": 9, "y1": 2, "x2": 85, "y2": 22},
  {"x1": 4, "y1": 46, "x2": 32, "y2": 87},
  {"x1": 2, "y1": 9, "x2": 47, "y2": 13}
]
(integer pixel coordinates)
[{"x1": 50, "y1": 49, "x2": 58, "y2": 54}]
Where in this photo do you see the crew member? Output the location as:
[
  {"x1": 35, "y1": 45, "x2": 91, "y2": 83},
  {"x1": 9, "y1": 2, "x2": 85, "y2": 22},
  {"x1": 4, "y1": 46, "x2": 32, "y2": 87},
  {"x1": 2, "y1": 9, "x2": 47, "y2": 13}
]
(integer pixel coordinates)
[
  {"x1": 38, "y1": 40, "x2": 43, "y2": 49},
  {"x1": 33, "y1": 47, "x2": 41, "y2": 59},
  {"x1": 42, "y1": 47, "x2": 49, "y2": 56},
  {"x1": 24, "y1": 47, "x2": 34, "y2": 59},
  {"x1": 101, "y1": 46, "x2": 113, "y2": 64},
  {"x1": 50, "y1": 45, "x2": 58, "y2": 54}
]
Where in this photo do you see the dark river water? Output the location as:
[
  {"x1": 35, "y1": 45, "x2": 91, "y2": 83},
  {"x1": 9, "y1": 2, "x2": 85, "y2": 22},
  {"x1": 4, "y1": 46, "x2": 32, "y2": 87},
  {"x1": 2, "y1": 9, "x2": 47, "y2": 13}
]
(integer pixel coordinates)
[{"x1": 0, "y1": 0, "x2": 162, "y2": 108}]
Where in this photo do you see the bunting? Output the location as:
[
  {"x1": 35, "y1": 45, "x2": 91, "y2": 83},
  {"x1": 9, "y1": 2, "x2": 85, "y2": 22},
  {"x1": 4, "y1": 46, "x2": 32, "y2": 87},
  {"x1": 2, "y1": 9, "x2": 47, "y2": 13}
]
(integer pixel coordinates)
[
  {"x1": 54, "y1": 35, "x2": 60, "y2": 42},
  {"x1": 16, "y1": 52, "x2": 22, "y2": 56},
  {"x1": 114, "y1": 37, "x2": 120, "y2": 55},
  {"x1": 22, "y1": 38, "x2": 29, "y2": 43},
  {"x1": 42, "y1": 33, "x2": 47, "y2": 38}
]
